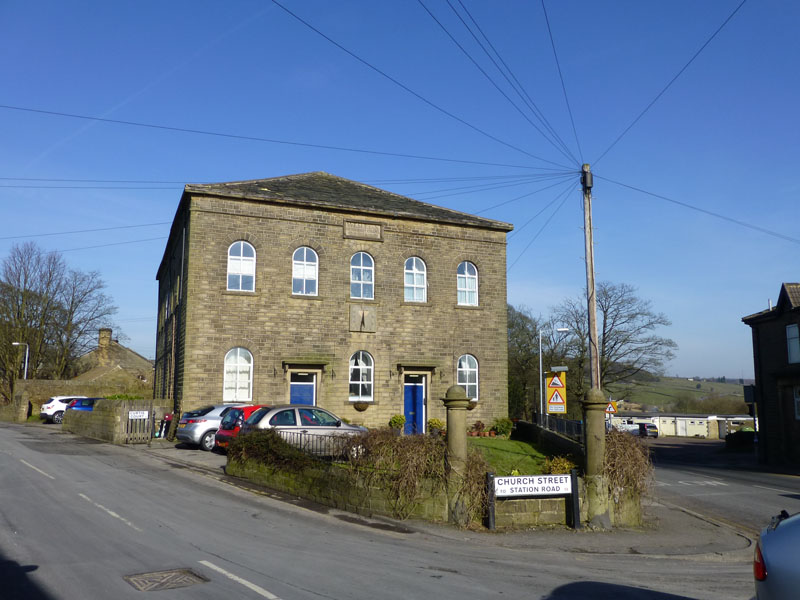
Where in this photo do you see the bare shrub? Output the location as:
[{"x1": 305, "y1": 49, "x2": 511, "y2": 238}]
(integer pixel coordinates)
[{"x1": 604, "y1": 430, "x2": 652, "y2": 496}]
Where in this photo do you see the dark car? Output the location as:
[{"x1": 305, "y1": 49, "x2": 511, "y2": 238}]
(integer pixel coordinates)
[
  {"x1": 638, "y1": 423, "x2": 659, "y2": 438},
  {"x1": 214, "y1": 405, "x2": 270, "y2": 450},
  {"x1": 65, "y1": 397, "x2": 99, "y2": 412},
  {"x1": 754, "y1": 510, "x2": 800, "y2": 598}
]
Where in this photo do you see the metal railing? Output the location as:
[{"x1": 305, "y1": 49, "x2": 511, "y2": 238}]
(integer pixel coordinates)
[
  {"x1": 275, "y1": 430, "x2": 360, "y2": 460},
  {"x1": 534, "y1": 413, "x2": 584, "y2": 443}
]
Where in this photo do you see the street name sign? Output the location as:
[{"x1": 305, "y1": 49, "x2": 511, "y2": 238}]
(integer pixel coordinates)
[{"x1": 494, "y1": 474, "x2": 572, "y2": 498}]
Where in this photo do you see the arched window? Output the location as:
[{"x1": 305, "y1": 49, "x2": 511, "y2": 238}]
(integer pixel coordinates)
[
  {"x1": 292, "y1": 247, "x2": 318, "y2": 296},
  {"x1": 223, "y1": 348, "x2": 253, "y2": 403},
  {"x1": 404, "y1": 257, "x2": 426, "y2": 302},
  {"x1": 227, "y1": 241, "x2": 255, "y2": 291},
  {"x1": 349, "y1": 351, "x2": 374, "y2": 402},
  {"x1": 457, "y1": 354, "x2": 478, "y2": 401},
  {"x1": 350, "y1": 252, "x2": 374, "y2": 299},
  {"x1": 457, "y1": 261, "x2": 478, "y2": 306}
]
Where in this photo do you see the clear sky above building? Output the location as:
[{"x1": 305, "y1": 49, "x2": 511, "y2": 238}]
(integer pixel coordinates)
[{"x1": 1, "y1": 0, "x2": 796, "y2": 379}]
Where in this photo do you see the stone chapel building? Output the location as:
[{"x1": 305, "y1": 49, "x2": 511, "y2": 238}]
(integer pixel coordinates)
[{"x1": 154, "y1": 172, "x2": 512, "y2": 432}]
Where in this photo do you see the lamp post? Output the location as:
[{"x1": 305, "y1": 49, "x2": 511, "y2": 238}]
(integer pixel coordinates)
[
  {"x1": 539, "y1": 327, "x2": 570, "y2": 424},
  {"x1": 12, "y1": 342, "x2": 29, "y2": 380}
]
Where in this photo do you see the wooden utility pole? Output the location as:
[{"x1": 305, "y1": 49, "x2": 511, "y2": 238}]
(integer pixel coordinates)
[
  {"x1": 581, "y1": 163, "x2": 610, "y2": 528},
  {"x1": 581, "y1": 164, "x2": 601, "y2": 390}
]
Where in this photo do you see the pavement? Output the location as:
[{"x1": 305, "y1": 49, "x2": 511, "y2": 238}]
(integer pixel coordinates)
[{"x1": 133, "y1": 435, "x2": 756, "y2": 561}]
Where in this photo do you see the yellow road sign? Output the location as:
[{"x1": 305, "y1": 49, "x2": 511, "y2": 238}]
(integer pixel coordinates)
[
  {"x1": 605, "y1": 401, "x2": 618, "y2": 414},
  {"x1": 546, "y1": 372, "x2": 567, "y2": 414}
]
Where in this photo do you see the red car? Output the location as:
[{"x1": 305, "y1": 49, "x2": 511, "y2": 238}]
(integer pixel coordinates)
[{"x1": 214, "y1": 405, "x2": 270, "y2": 450}]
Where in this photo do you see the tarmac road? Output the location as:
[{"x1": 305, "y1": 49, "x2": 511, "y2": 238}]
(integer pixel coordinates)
[{"x1": 1, "y1": 423, "x2": 757, "y2": 600}]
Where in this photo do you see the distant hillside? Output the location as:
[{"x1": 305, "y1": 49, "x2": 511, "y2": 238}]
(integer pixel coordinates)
[{"x1": 611, "y1": 376, "x2": 746, "y2": 413}]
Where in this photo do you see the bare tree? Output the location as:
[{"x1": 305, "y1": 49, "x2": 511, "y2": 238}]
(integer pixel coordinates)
[
  {"x1": 49, "y1": 269, "x2": 116, "y2": 379},
  {"x1": 0, "y1": 242, "x2": 117, "y2": 400},
  {"x1": 552, "y1": 281, "x2": 677, "y2": 398}
]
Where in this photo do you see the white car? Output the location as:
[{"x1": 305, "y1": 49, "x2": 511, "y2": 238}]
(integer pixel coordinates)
[{"x1": 40, "y1": 396, "x2": 87, "y2": 424}]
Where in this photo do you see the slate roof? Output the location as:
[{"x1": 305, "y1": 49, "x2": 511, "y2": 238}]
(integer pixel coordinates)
[
  {"x1": 742, "y1": 283, "x2": 800, "y2": 323},
  {"x1": 183, "y1": 172, "x2": 513, "y2": 232}
]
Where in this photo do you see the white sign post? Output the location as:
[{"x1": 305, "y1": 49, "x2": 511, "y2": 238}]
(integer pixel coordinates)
[
  {"x1": 494, "y1": 474, "x2": 572, "y2": 497},
  {"x1": 128, "y1": 410, "x2": 149, "y2": 420},
  {"x1": 486, "y1": 471, "x2": 581, "y2": 530}
]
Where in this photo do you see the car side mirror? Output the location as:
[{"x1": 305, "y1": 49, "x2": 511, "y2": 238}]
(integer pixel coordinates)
[{"x1": 336, "y1": 420, "x2": 342, "y2": 427}]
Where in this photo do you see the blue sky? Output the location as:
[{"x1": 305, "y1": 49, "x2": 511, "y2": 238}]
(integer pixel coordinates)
[{"x1": 1, "y1": 1, "x2": 797, "y2": 379}]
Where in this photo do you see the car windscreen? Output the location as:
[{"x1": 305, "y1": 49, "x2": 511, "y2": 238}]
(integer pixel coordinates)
[
  {"x1": 220, "y1": 410, "x2": 241, "y2": 429},
  {"x1": 246, "y1": 407, "x2": 271, "y2": 425},
  {"x1": 184, "y1": 406, "x2": 215, "y2": 418}
]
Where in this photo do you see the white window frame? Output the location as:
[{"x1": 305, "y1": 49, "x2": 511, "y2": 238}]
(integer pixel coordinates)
[
  {"x1": 350, "y1": 252, "x2": 374, "y2": 300},
  {"x1": 457, "y1": 261, "x2": 478, "y2": 306},
  {"x1": 223, "y1": 347, "x2": 253, "y2": 403},
  {"x1": 349, "y1": 351, "x2": 374, "y2": 402},
  {"x1": 227, "y1": 241, "x2": 256, "y2": 292},
  {"x1": 404, "y1": 257, "x2": 426, "y2": 303},
  {"x1": 292, "y1": 247, "x2": 318, "y2": 296},
  {"x1": 457, "y1": 354, "x2": 479, "y2": 401},
  {"x1": 788, "y1": 324, "x2": 800, "y2": 364}
]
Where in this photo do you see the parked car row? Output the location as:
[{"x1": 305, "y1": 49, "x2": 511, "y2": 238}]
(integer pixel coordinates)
[
  {"x1": 39, "y1": 396, "x2": 100, "y2": 423},
  {"x1": 175, "y1": 403, "x2": 367, "y2": 455}
]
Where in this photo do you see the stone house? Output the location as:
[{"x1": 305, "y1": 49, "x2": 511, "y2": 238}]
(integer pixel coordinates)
[
  {"x1": 742, "y1": 283, "x2": 800, "y2": 465},
  {"x1": 154, "y1": 172, "x2": 512, "y2": 432},
  {"x1": 74, "y1": 328, "x2": 153, "y2": 387}
]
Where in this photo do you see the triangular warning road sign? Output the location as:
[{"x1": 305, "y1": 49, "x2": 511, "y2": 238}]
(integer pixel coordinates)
[
  {"x1": 548, "y1": 374, "x2": 565, "y2": 388},
  {"x1": 605, "y1": 402, "x2": 617, "y2": 413},
  {"x1": 549, "y1": 390, "x2": 565, "y2": 404}
]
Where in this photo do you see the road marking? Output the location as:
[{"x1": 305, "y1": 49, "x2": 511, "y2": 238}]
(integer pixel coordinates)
[
  {"x1": 676, "y1": 480, "x2": 728, "y2": 486},
  {"x1": 753, "y1": 484, "x2": 794, "y2": 494},
  {"x1": 198, "y1": 560, "x2": 281, "y2": 599},
  {"x1": 78, "y1": 493, "x2": 142, "y2": 532},
  {"x1": 20, "y1": 459, "x2": 55, "y2": 480}
]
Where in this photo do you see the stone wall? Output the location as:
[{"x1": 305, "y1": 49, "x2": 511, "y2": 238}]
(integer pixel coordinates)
[
  {"x1": 0, "y1": 379, "x2": 153, "y2": 423},
  {"x1": 62, "y1": 398, "x2": 172, "y2": 444},
  {"x1": 225, "y1": 456, "x2": 642, "y2": 529}
]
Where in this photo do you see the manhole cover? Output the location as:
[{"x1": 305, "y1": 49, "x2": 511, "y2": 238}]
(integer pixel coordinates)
[{"x1": 123, "y1": 568, "x2": 209, "y2": 591}]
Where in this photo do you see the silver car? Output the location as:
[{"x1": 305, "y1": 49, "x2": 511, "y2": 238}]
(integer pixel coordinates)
[
  {"x1": 242, "y1": 405, "x2": 367, "y2": 456},
  {"x1": 754, "y1": 510, "x2": 800, "y2": 598},
  {"x1": 176, "y1": 404, "x2": 246, "y2": 451}
]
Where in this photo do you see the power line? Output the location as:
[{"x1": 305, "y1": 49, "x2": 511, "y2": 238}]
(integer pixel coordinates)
[
  {"x1": 0, "y1": 222, "x2": 170, "y2": 241},
  {"x1": 596, "y1": 174, "x2": 800, "y2": 245},
  {"x1": 475, "y1": 176, "x2": 577, "y2": 215},
  {"x1": 507, "y1": 182, "x2": 575, "y2": 270},
  {"x1": 0, "y1": 177, "x2": 190, "y2": 184},
  {"x1": 453, "y1": 0, "x2": 577, "y2": 166},
  {"x1": 268, "y1": 0, "x2": 571, "y2": 170},
  {"x1": 541, "y1": 0, "x2": 583, "y2": 163},
  {"x1": 417, "y1": 0, "x2": 577, "y2": 165},
  {"x1": 409, "y1": 173, "x2": 573, "y2": 199},
  {"x1": 0, "y1": 104, "x2": 543, "y2": 171},
  {"x1": 0, "y1": 185, "x2": 178, "y2": 190},
  {"x1": 594, "y1": 0, "x2": 748, "y2": 165},
  {"x1": 55, "y1": 236, "x2": 168, "y2": 254}
]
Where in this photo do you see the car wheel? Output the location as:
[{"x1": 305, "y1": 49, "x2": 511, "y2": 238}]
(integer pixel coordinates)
[
  {"x1": 200, "y1": 430, "x2": 216, "y2": 451},
  {"x1": 53, "y1": 411, "x2": 64, "y2": 424}
]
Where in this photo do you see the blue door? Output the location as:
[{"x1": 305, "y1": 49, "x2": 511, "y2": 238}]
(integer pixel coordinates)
[
  {"x1": 403, "y1": 375, "x2": 425, "y2": 435},
  {"x1": 290, "y1": 372, "x2": 316, "y2": 405}
]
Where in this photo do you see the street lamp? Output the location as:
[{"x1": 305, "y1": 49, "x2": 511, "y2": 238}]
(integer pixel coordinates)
[
  {"x1": 539, "y1": 328, "x2": 570, "y2": 423},
  {"x1": 12, "y1": 342, "x2": 29, "y2": 380}
]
